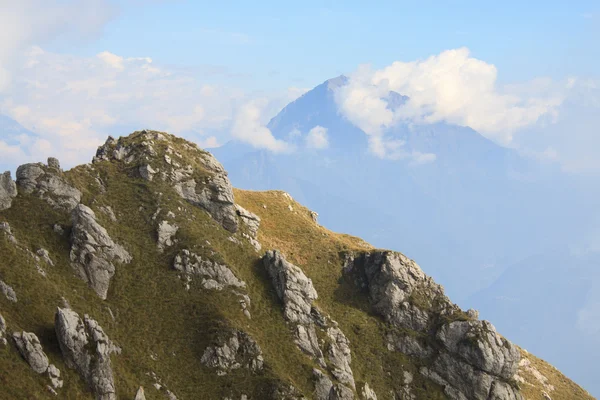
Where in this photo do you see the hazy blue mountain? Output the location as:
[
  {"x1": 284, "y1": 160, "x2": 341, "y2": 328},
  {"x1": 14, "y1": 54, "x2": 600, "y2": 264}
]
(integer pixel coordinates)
[{"x1": 212, "y1": 76, "x2": 600, "y2": 396}]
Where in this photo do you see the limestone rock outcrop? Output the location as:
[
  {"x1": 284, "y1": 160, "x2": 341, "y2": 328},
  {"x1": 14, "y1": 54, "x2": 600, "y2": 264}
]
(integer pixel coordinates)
[
  {"x1": 16, "y1": 158, "x2": 81, "y2": 212},
  {"x1": 235, "y1": 204, "x2": 261, "y2": 250},
  {"x1": 12, "y1": 331, "x2": 64, "y2": 390},
  {"x1": 172, "y1": 152, "x2": 238, "y2": 233},
  {"x1": 201, "y1": 330, "x2": 264, "y2": 375},
  {"x1": 70, "y1": 204, "x2": 132, "y2": 299},
  {"x1": 0, "y1": 171, "x2": 17, "y2": 210},
  {"x1": 343, "y1": 251, "x2": 521, "y2": 400},
  {"x1": 55, "y1": 307, "x2": 120, "y2": 400},
  {"x1": 0, "y1": 313, "x2": 6, "y2": 346},
  {"x1": 0, "y1": 279, "x2": 17, "y2": 302},
  {"x1": 263, "y1": 250, "x2": 355, "y2": 397},
  {"x1": 92, "y1": 132, "x2": 239, "y2": 233},
  {"x1": 173, "y1": 249, "x2": 245, "y2": 290},
  {"x1": 157, "y1": 220, "x2": 178, "y2": 251},
  {"x1": 12, "y1": 331, "x2": 49, "y2": 374}
]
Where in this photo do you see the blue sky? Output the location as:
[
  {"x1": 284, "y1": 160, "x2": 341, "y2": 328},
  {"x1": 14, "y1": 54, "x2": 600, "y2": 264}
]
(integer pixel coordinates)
[
  {"x1": 0, "y1": 0, "x2": 599, "y2": 173},
  {"x1": 60, "y1": 0, "x2": 599, "y2": 90}
]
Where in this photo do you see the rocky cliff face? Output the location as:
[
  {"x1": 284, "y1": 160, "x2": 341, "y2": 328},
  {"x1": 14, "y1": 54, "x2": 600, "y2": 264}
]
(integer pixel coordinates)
[{"x1": 0, "y1": 130, "x2": 592, "y2": 400}]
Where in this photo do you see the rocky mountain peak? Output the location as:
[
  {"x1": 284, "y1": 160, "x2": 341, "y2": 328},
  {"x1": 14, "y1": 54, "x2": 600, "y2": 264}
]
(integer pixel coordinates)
[{"x1": 0, "y1": 130, "x2": 592, "y2": 400}]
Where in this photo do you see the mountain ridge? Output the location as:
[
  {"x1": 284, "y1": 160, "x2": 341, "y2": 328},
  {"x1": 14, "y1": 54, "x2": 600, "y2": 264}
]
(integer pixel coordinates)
[{"x1": 0, "y1": 130, "x2": 593, "y2": 399}]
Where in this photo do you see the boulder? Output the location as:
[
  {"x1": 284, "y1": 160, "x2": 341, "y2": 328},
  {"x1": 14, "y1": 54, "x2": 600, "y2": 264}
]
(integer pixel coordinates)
[
  {"x1": 55, "y1": 307, "x2": 120, "y2": 400},
  {"x1": 70, "y1": 204, "x2": 132, "y2": 299},
  {"x1": 0, "y1": 279, "x2": 17, "y2": 302},
  {"x1": 173, "y1": 250, "x2": 245, "y2": 290},
  {"x1": 0, "y1": 171, "x2": 17, "y2": 210},
  {"x1": 134, "y1": 387, "x2": 146, "y2": 400},
  {"x1": 201, "y1": 330, "x2": 264, "y2": 375},
  {"x1": 16, "y1": 160, "x2": 81, "y2": 212},
  {"x1": 157, "y1": 220, "x2": 178, "y2": 251},
  {"x1": 360, "y1": 383, "x2": 377, "y2": 400},
  {"x1": 12, "y1": 331, "x2": 50, "y2": 374}
]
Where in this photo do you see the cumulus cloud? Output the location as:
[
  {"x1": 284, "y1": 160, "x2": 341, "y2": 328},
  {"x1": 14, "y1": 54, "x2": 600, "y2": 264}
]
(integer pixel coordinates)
[
  {"x1": 0, "y1": 47, "x2": 251, "y2": 169},
  {"x1": 305, "y1": 126, "x2": 329, "y2": 149},
  {"x1": 0, "y1": 0, "x2": 114, "y2": 91},
  {"x1": 231, "y1": 99, "x2": 292, "y2": 153},
  {"x1": 334, "y1": 48, "x2": 563, "y2": 157}
]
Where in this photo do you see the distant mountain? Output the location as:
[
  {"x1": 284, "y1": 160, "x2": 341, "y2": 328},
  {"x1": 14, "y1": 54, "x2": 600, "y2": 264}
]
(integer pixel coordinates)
[{"x1": 212, "y1": 76, "x2": 600, "y2": 396}]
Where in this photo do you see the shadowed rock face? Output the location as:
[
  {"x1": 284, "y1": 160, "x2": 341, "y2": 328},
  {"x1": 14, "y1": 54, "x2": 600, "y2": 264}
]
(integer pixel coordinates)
[
  {"x1": 70, "y1": 204, "x2": 132, "y2": 300},
  {"x1": 16, "y1": 158, "x2": 81, "y2": 212},
  {"x1": 0, "y1": 171, "x2": 17, "y2": 211},
  {"x1": 55, "y1": 307, "x2": 120, "y2": 400},
  {"x1": 344, "y1": 251, "x2": 522, "y2": 400}
]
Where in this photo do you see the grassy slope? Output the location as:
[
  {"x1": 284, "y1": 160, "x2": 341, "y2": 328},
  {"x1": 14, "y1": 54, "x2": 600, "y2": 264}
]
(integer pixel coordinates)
[{"x1": 0, "y1": 132, "x2": 594, "y2": 400}]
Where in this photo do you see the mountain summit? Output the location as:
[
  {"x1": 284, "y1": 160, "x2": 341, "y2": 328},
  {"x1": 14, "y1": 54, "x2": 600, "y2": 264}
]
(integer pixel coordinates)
[{"x1": 0, "y1": 130, "x2": 592, "y2": 399}]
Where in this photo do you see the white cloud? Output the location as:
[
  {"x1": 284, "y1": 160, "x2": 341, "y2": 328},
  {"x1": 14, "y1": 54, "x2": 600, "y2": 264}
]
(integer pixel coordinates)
[
  {"x1": 334, "y1": 48, "x2": 563, "y2": 157},
  {"x1": 0, "y1": 0, "x2": 114, "y2": 91},
  {"x1": 97, "y1": 51, "x2": 125, "y2": 70},
  {"x1": 305, "y1": 126, "x2": 329, "y2": 149},
  {"x1": 231, "y1": 99, "x2": 292, "y2": 153}
]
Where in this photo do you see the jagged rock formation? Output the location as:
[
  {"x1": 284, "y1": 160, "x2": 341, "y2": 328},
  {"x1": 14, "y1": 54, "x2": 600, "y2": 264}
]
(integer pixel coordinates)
[
  {"x1": 0, "y1": 279, "x2": 17, "y2": 302},
  {"x1": 235, "y1": 204, "x2": 261, "y2": 250},
  {"x1": 12, "y1": 331, "x2": 50, "y2": 374},
  {"x1": 12, "y1": 331, "x2": 64, "y2": 390},
  {"x1": 16, "y1": 158, "x2": 81, "y2": 212},
  {"x1": 55, "y1": 307, "x2": 120, "y2": 400},
  {"x1": 93, "y1": 131, "x2": 239, "y2": 233},
  {"x1": 0, "y1": 171, "x2": 17, "y2": 211},
  {"x1": 200, "y1": 330, "x2": 264, "y2": 375},
  {"x1": 70, "y1": 204, "x2": 132, "y2": 299},
  {"x1": 343, "y1": 251, "x2": 521, "y2": 400},
  {"x1": 157, "y1": 220, "x2": 178, "y2": 251},
  {"x1": 263, "y1": 250, "x2": 356, "y2": 397},
  {"x1": 173, "y1": 249, "x2": 245, "y2": 290}
]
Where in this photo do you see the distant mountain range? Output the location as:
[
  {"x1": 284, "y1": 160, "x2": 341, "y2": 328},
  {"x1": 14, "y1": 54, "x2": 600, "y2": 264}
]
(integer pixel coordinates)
[{"x1": 212, "y1": 76, "x2": 600, "y2": 396}]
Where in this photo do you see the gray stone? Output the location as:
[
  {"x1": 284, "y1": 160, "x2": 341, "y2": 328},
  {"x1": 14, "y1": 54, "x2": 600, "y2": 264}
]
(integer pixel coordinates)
[
  {"x1": 37, "y1": 248, "x2": 55, "y2": 266},
  {"x1": 436, "y1": 320, "x2": 520, "y2": 379},
  {"x1": 235, "y1": 204, "x2": 261, "y2": 237},
  {"x1": 70, "y1": 204, "x2": 132, "y2": 299},
  {"x1": 134, "y1": 386, "x2": 146, "y2": 400},
  {"x1": 360, "y1": 382, "x2": 377, "y2": 400},
  {"x1": 313, "y1": 369, "x2": 334, "y2": 400},
  {"x1": 47, "y1": 157, "x2": 61, "y2": 170},
  {"x1": 201, "y1": 330, "x2": 264, "y2": 375},
  {"x1": 0, "y1": 171, "x2": 17, "y2": 210},
  {"x1": 12, "y1": 331, "x2": 50, "y2": 374},
  {"x1": 55, "y1": 307, "x2": 120, "y2": 400},
  {"x1": 0, "y1": 313, "x2": 6, "y2": 346},
  {"x1": 139, "y1": 164, "x2": 157, "y2": 181},
  {"x1": 47, "y1": 364, "x2": 63, "y2": 389},
  {"x1": 262, "y1": 250, "x2": 318, "y2": 325},
  {"x1": 157, "y1": 220, "x2": 178, "y2": 251},
  {"x1": 344, "y1": 251, "x2": 521, "y2": 400},
  {"x1": 0, "y1": 280, "x2": 17, "y2": 302},
  {"x1": 16, "y1": 162, "x2": 81, "y2": 212},
  {"x1": 173, "y1": 250, "x2": 245, "y2": 290},
  {"x1": 326, "y1": 326, "x2": 355, "y2": 389}
]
